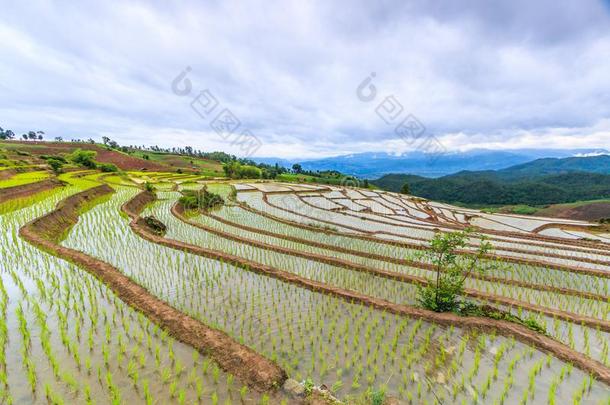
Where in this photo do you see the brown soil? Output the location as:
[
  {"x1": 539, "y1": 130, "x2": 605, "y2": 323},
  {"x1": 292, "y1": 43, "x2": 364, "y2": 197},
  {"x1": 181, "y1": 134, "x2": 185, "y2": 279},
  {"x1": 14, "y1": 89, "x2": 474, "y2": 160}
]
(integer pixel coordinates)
[
  {"x1": 173, "y1": 204, "x2": 610, "y2": 333},
  {"x1": 19, "y1": 185, "x2": 287, "y2": 392},
  {"x1": 273, "y1": 186, "x2": 610, "y2": 251},
  {"x1": 124, "y1": 192, "x2": 610, "y2": 386},
  {"x1": 260, "y1": 195, "x2": 610, "y2": 279},
  {"x1": 531, "y1": 222, "x2": 608, "y2": 235},
  {"x1": 539, "y1": 202, "x2": 610, "y2": 222},
  {"x1": 0, "y1": 178, "x2": 64, "y2": 204},
  {"x1": 242, "y1": 198, "x2": 610, "y2": 259},
  {"x1": 2, "y1": 141, "x2": 169, "y2": 171},
  {"x1": 0, "y1": 169, "x2": 16, "y2": 180},
  {"x1": 294, "y1": 192, "x2": 610, "y2": 250},
  {"x1": 206, "y1": 210, "x2": 607, "y2": 301}
]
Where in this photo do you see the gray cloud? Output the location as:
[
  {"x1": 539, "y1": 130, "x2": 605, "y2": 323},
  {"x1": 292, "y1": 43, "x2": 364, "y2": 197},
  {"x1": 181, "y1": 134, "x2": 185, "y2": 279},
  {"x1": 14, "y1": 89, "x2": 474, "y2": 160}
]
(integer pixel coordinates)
[{"x1": 0, "y1": 0, "x2": 609, "y2": 158}]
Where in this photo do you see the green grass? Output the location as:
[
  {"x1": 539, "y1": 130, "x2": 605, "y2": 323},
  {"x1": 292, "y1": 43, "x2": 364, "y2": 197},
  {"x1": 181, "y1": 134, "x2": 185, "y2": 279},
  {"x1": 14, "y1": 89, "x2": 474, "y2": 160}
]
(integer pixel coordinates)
[
  {"x1": 276, "y1": 173, "x2": 317, "y2": 182},
  {"x1": 478, "y1": 199, "x2": 610, "y2": 217},
  {"x1": 0, "y1": 171, "x2": 51, "y2": 189},
  {"x1": 0, "y1": 142, "x2": 53, "y2": 152},
  {"x1": 130, "y1": 151, "x2": 223, "y2": 176},
  {"x1": 542, "y1": 199, "x2": 610, "y2": 209},
  {"x1": 277, "y1": 173, "x2": 375, "y2": 188}
]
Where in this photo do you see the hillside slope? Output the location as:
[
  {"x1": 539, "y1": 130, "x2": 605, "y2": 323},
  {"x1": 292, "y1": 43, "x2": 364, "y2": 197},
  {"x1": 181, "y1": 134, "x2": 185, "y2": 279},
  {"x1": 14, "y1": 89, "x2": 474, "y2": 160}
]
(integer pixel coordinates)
[
  {"x1": 373, "y1": 155, "x2": 610, "y2": 207},
  {"x1": 496, "y1": 155, "x2": 610, "y2": 180},
  {"x1": 0, "y1": 141, "x2": 169, "y2": 171}
]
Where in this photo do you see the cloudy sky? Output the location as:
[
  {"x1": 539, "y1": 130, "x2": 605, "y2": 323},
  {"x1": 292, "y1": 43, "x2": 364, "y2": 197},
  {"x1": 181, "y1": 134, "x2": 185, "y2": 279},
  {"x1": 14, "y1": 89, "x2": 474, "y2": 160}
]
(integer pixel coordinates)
[{"x1": 1, "y1": 0, "x2": 610, "y2": 158}]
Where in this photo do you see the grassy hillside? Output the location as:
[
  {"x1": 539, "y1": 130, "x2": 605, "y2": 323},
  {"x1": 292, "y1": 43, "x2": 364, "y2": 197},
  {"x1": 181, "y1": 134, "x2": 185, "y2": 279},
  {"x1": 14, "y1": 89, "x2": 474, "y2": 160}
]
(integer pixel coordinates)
[
  {"x1": 0, "y1": 141, "x2": 226, "y2": 176},
  {"x1": 0, "y1": 141, "x2": 169, "y2": 171},
  {"x1": 129, "y1": 150, "x2": 224, "y2": 176},
  {"x1": 535, "y1": 199, "x2": 610, "y2": 221},
  {"x1": 496, "y1": 154, "x2": 610, "y2": 179}
]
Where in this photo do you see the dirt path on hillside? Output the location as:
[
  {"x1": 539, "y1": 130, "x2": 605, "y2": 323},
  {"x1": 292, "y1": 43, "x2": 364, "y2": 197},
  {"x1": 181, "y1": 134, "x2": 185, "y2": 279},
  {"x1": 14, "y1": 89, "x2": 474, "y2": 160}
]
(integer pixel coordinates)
[{"x1": 19, "y1": 185, "x2": 287, "y2": 392}]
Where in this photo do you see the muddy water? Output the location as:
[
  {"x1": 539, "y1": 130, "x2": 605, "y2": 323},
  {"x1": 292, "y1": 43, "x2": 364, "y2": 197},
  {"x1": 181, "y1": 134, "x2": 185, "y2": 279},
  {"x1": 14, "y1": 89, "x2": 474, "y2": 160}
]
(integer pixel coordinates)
[
  {"x1": 61, "y1": 187, "x2": 610, "y2": 403},
  {"x1": 259, "y1": 191, "x2": 610, "y2": 272},
  {"x1": 212, "y1": 204, "x2": 609, "y2": 298},
  {"x1": 190, "y1": 205, "x2": 608, "y2": 320},
  {"x1": 0, "y1": 186, "x2": 269, "y2": 404}
]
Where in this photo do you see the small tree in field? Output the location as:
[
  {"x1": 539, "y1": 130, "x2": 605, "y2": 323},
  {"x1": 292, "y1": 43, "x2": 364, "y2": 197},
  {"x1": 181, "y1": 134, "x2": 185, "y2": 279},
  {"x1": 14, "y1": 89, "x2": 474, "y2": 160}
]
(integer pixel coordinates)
[
  {"x1": 47, "y1": 158, "x2": 64, "y2": 173},
  {"x1": 400, "y1": 183, "x2": 410, "y2": 195},
  {"x1": 417, "y1": 228, "x2": 492, "y2": 312}
]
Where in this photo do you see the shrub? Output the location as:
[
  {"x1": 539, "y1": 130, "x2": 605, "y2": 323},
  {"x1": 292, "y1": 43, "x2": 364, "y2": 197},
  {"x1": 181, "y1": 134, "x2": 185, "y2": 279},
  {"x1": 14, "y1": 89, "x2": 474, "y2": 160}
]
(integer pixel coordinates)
[
  {"x1": 417, "y1": 229, "x2": 492, "y2": 313},
  {"x1": 367, "y1": 387, "x2": 386, "y2": 405},
  {"x1": 40, "y1": 155, "x2": 67, "y2": 163},
  {"x1": 223, "y1": 162, "x2": 262, "y2": 179},
  {"x1": 302, "y1": 378, "x2": 314, "y2": 396},
  {"x1": 143, "y1": 216, "x2": 167, "y2": 236},
  {"x1": 459, "y1": 303, "x2": 547, "y2": 335},
  {"x1": 179, "y1": 195, "x2": 198, "y2": 209},
  {"x1": 98, "y1": 163, "x2": 119, "y2": 173},
  {"x1": 47, "y1": 158, "x2": 64, "y2": 173},
  {"x1": 179, "y1": 189, "x2": 224, "y2": 211},
  {"x1": 510, "y1": 205, "x2": 538, "y2": 215},
  {"x1": 238, "y1": 165, "x2": 262, "y2": 179},
  {"x1": 522, "y1": 317, "x2": 547, "y2": 335},
  {"x1": 69, "y1": 149, "x2": 97, "y2": 169},
  {"x1": 144, "y1": 182, "x2": 155, "y2": 192}
]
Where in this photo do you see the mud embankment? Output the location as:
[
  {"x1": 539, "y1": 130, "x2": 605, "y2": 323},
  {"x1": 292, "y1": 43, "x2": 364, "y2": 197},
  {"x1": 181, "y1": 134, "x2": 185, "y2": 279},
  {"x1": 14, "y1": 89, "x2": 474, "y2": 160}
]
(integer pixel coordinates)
[
  {"x1": 205, "y1": 210, "x2": 607, "y2": 302},
  {"x1": 173, "y1": 203, "x2": 610, "y2": 334},
  {"x1": 19, "y1": 185, "x2": 287, "y2": 392},
  {"x1": 258, "y1": 196, "x2": 610, "y2": 279},
  {"x1": 0, "y1": 178, "x2": 63, "y2": 204},
  {"x1": 124, "y1": 191, "x2": 610, "y2": 386}
]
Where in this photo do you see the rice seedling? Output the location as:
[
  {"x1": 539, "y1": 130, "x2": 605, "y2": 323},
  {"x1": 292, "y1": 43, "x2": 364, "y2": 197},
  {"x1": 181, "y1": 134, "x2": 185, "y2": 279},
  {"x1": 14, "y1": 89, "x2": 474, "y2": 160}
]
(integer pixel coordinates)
[
  {"x1": 55, "y1": 183, "x2": 610, "y2": 402},
  {"x1": 0, "y1": 178, "x2": 271, "y2": 404},
  {"x1": 2, "y1": 172, "x2": 609, "y2": 403}
]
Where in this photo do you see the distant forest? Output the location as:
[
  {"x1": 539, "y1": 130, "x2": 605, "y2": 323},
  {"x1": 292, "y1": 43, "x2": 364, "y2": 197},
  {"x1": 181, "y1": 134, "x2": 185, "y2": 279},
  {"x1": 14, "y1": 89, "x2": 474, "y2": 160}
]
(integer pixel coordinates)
[{"x1": 373, "y1": 155, "x2": 610, "y2": 206}]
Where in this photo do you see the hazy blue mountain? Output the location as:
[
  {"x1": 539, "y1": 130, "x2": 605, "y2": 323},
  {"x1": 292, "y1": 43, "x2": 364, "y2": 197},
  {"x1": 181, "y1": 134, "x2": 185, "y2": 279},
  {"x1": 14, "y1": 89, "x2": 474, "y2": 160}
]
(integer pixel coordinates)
[
  {"x1": 249, "y1": 157, "x2": 295, "y2": 167},
  {"x1": 253, "y1": 149, "x2": 608, "y2": 178}
]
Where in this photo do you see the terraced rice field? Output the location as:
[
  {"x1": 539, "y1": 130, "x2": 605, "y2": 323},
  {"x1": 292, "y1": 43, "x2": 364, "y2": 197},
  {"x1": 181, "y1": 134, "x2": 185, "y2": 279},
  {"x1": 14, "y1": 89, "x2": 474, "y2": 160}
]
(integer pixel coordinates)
[{"x1": 0, "y1": 171, "x2": 609, "y2": 404}]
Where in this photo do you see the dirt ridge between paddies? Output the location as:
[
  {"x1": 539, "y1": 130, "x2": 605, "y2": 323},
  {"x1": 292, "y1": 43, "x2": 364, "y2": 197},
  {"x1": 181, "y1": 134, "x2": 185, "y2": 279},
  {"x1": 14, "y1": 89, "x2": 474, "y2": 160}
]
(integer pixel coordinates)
[
  {"x1": 259, "y1": 185, "x2": 610, "y2": 253},
  {"x1": 124, "y1": 190, "x2": 610, "y2": 386},
  {"x1": 0, "y1": 178, "x2": 63, "y2": 204},
  {"x1": 203, "y1": 209, "x2": 608, "y2": 302},
  {"x1": 258, "y1": 185, "x2": 610, "y2": 250},
  {"x1": 259, "y1": 194, "x2": 610, "y2": 279},
  {"x1": 301, "y1": 187, "x2": 610, "y2": 250},
  {"x1": 294, "y1": 190, "x2": 610, "y2": 253},
  {"x1": 171, "y1": 201, "x2": 610, "y2": 333},
  {"x1": 240, "y1": 197, "x2": 610, "y2": 261},
  {"x1": 18, "y1": 184, "x2": 287, "y2": 392}
]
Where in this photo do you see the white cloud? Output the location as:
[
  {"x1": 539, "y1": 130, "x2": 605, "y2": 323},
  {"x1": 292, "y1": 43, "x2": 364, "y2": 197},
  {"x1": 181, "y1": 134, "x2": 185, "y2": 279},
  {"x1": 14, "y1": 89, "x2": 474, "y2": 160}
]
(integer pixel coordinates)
[{"x1": 0, "y1": 0, "x2": 609, "y2": 158}]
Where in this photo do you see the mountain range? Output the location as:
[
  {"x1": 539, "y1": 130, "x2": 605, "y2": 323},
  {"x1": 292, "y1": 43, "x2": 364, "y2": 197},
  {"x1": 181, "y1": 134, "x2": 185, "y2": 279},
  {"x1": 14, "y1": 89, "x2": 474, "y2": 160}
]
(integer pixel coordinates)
[
  {"x1": 372, "y1": 155, "x2": 610, "y2": 207},
  {"x1": 253, "y1": 148, "x2": 609, "y2": 178}
]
